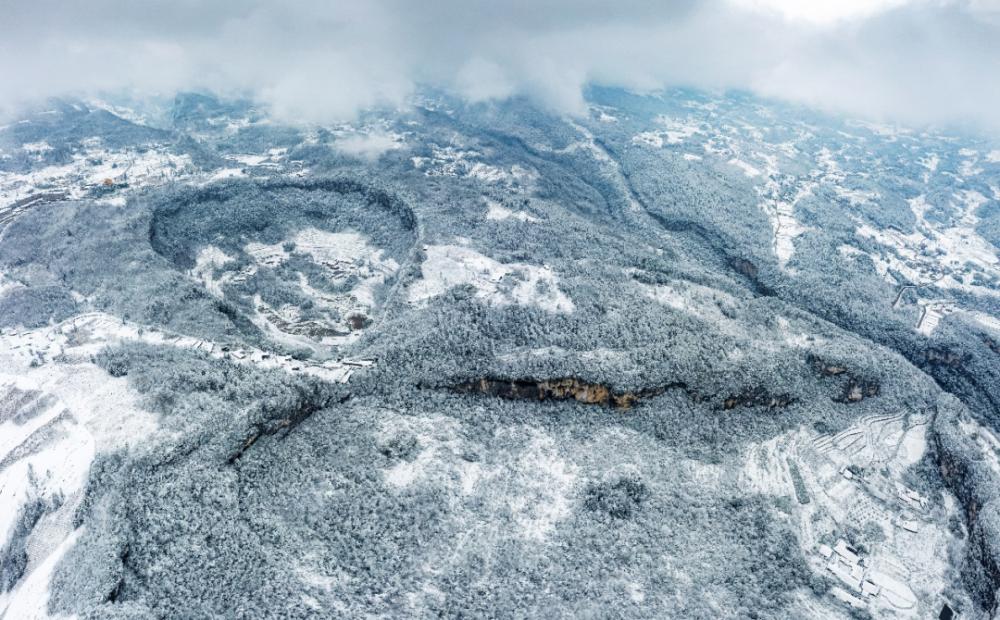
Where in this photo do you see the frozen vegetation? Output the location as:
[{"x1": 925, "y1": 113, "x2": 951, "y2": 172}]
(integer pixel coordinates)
[{"x1": 0, "y1": 88, "x2": 999, "y2": 619}]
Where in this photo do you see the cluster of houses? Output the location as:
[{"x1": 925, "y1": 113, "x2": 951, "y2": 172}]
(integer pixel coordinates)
[
  {"x1": 820, "y1": 540, "x2": 880, "y2": 600},
  {"x1": 1, "y1": 311, "x2": 375, "y2": 386},
  {"x1": 818, "y1": 539, "x2": 919, "y2": 612}
]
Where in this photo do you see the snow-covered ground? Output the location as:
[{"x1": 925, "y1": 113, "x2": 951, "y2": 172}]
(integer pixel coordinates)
[
  {"x1": 376, "y1": 413, "x2": 578, "y2": 542},
  {"x1": 0, "y1": 303, "x2": 376, "y2": 616},
  {"x1": 412, "y1": 145, "x2": 538, "y2": 190},
  {"x1": 915, "y1": 301, "x2": 951, "y2": 336},
  {"x1": 0, "y1": 140, "x2": 192, "y2": 210},
  {"x1": 193, "y1": 228, "x2": 400, "y2": 349},
  {"x1": 484, "y1": 198, "x2": 539, "y2": 223},
  {"x1": 0, "y1": 340, "x2": 158, "y2": 619},
  {"x1": 728, "y1": 158, "x2": 762, "y2": 177},
  {"x1": 1, "y1": 312, "x2": 362, "y2": 390},
  {"x1": 848, "y1": 188, "x2": 998, "y2": 335},
  {"x1": 857, "y1": 193, "x2": 996, "y2": 286},
  {"x1": 631, "y1": 115, "x2": 703, "y2": 148},
  {"x1": 227, "y1": 148, "x2": 287, "y2": 169},
  {"x1": 636, "y1": 277, "x2": 740, "y2": 334},
  {"x1": 755, "y1": 153, "x2": 814, "y2": 268},
  {"x1": 739, "y1": 410, "x2": 957, "y2": 619},
  {"x1": 409, "y1": 244, "x2": 574, "y2": 313}
]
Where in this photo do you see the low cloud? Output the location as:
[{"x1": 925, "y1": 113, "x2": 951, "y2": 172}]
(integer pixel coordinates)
[
  {"x1": 2, "y1": 0, "x2": 999, "y2": 131},
  {"x1": 334, "y1": 132, "x2": 404, "y2": 160}
]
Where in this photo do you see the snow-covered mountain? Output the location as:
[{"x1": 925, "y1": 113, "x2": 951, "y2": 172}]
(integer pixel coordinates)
[{"x1": 1, "y1": 88, "x2": 998, "y2": 619}]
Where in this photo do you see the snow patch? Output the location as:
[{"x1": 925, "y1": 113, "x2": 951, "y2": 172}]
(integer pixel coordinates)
[
  {"x1": 508, "y1": 432, "x2": 577, "y2": 541},
  {"x1": 484, "y1": 199, "x2": 538, "y2": 223},
  {"x1": 191, "y1": 246, "x2": 235, "y2": 297},
  {"x1": 412, "y1": 145, "x2": 537, "y2": 189},
  {"x1": 728, "y1": 158, "x2": 761, "y2": 177},
  {"x1": 21, "y1": 142, "x2": 53, "y2": 154},
  {"x1": 637, "y1": 278, "x2": 739, "y2": 333},
  {"x1": 410, "y1": 245, "x2": 574, "y2": 313},
  {"x1": 632, "y1": 116, "x2": 702, "y2": 148}
]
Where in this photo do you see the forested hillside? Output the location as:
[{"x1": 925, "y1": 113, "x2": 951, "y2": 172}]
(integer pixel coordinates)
[{"x1": 1, "y1": 87, "x2": 998, "y2": 619}]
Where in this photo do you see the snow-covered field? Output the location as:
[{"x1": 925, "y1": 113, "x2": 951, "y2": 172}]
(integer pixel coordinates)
[
  {"x1": 484, "y1": 198, "x2": 539, "y2": 223},
  {"x1": 636, "y1": 277, "x2": 740, "y2": 333},
  {"x1": 410, "y1": 244, "x2": 574, "y2": 313},
  {"x1": 846, "y1": 188, "x2": 998, "y2": 335},
  {"x1": 0, "y1": 140, "x2": 192, "y2": 210},
  {"x1": 739, "y1": 410, "x2": 957, "y2": 619},
  {"x1": 193, "y1": 228, "x2": 401, "y2": 348},
  {"x1": 412, "y1": 145, "x2": 538, "y2": 190},
  {"x1": 0, "y1": 301, "x2": 377, "y2": 616},
  {"x1": 631, "y1": 115, "x2": 703, "y2": 148},
  {"x1": 0, "y1": 347, "x2": 157, "y2": 619}
]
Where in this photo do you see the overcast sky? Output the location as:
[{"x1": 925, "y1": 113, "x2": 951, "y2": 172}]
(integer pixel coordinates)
[{"x1": 2, "y1": 0, "x2": 999, "y2": 131}]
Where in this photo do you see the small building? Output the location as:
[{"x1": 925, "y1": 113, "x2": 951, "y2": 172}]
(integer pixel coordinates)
[
  {"x1": 862, "y1": 581, "x2": 880, "y2": 597},
  {"x1": 341, "y1": 358, "x2": 375, "y2": 368},
  {"x1": 831, "y1": 587, "x2": 865, "y2": 609},
  {"x1": 827, "y1": 560, "x2": 862, "y2": 592},
  {"x1": 897, "y1": 485, "x2": 929, "y2": 510},
  {"x1": 833, "y1": 540, "x2": 861, "y2": 566},
  {"x1": 906, "y1": 489, "x2": 928, "y2": 507},
  {"x1": 850, "y1": 564, "x2": 864, "y2": 582},
  {"x1": 818, "y1": 544, "x2": 833, "y2": 559}
]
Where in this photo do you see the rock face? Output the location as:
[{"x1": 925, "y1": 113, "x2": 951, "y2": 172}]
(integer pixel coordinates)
[
  {"x1": 458, "y1": 378, "x2": 805, "y2": 411},
  {"x1": 5, "y1": 88, "x2": 1000, "y2": 619},
  {"x1": 808, "y1": 355, "x2": 880, "y2": 403},
  {"x1": 837, "y1": 378, "x2": 880, "y2": 403},
  {"x1": 808, "y1": 355, "x2": 848, "y2": 377},
  {"x1": 729, "y1": 257, "x2": 759, "y2": 280},
  {"x1": 453, "y1": 378, "x2": 645, "y2": 409},
  {"x1": 933, "y1": 395, "x2": 1000, "y2": 614}
]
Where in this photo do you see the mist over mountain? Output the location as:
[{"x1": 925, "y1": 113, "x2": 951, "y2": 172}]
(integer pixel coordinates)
[
  {"x1": 3, "y1": 0, "x2": 1000, "y2": 130},
  {"x1": 2, "y1": 3, "x2": 1000, "y2": 620}
]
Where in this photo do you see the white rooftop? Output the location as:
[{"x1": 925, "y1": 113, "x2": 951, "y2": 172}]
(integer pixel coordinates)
[{"x1": 833, "y1": 539, "x2": 860, "y2": 566}]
